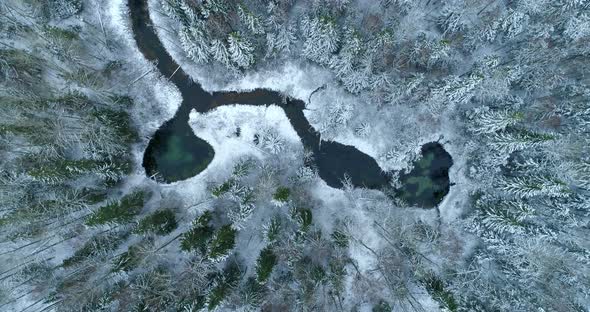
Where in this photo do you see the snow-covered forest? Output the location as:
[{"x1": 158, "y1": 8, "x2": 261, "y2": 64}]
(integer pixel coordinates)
[{"x1": 1, "y1": 0, "x2": 589, "y2": 311}]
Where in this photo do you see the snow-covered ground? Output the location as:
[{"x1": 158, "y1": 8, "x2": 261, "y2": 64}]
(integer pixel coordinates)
[
  {"x1": 146, "y1": 0, "x2": 465, "y2": 174},
  {"x1": 145, "y1": 0, "x2": 469, "y2": 218},
  {"x1": 156, "y1": 104, "x2": 305, "y2": 203},
  {"x1": 144, "y1": 2, "x2": 468, "y2": 308},
  {"x1": 4, "y1": 0, "x2": 588, "y2": 310},
  {"x1": 79, "y1": 1, "x2": 470, "y2": 310}
]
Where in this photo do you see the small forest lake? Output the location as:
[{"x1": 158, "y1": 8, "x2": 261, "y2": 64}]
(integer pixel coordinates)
[{"x1": 129, "y1": 0, "x2": 453, "y2": 207}]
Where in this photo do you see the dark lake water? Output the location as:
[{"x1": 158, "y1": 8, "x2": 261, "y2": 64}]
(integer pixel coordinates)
[
  {"x1": 129, "y1": 0, "x2": 452, "y2": 207},
  {"x1": 396, "y1": 143, "x2": 453, "y2": 207}
]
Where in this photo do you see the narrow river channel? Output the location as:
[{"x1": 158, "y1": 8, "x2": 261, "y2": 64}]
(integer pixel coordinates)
[{"x1": 129, "y1": 0, "x2": 452, "y2": 207}]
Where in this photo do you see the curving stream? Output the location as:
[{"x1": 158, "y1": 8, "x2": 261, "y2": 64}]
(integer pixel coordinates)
[{"x1": 129, "y1": 0, "x2": 452, "y2": 207}]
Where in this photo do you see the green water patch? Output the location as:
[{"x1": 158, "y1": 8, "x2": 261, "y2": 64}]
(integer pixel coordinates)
[
  {"x1": 396, "y1": 142, "x2": 453, "y2": 208},
  {"x1": 143, "y1": 119, "x2": 214, "y2": 183}
]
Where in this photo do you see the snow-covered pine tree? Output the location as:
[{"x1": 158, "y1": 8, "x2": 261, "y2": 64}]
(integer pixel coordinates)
[
  {"x1": 385, "y1": 74, "x2": 425, "y2": 105},
  {"x1": 179, "y1": 0, "x2": 200, "y2": 26},
  {"x1": 314, "y1": 99, "x2": 354, "y2": 138},
  {"x1": 179, "y1": 24, "x2": 210, "y2": 64},
  {"x1": 340, "y1": 64, "x2": 372, "y2": 94},
  {"x1": 210, "y1": 39, "x2": 231, "y2": 66},
  {"x1": 27, "y1": 159, "x2": 128, "y2": 184},
  {"x1": 238, "y1": 4, "x2": 264, "y2": 35},
  {"x1": 488, "y1": 130, "x2": 555, "y2": 154},
  {"x1": 301, "y1": 15, "x2": 340, "y2": 65},
  {"x1": 430, "y1": 75, "x2": 482, "y2": 110},
  {"x1": 354, "y1": 122, "x2": 371, "y2": 137},
  {"x1": 496, "y1": 175, "x2": 570, "y2": 199},
  {"x1": 471, "y1": 196, "x2": 536, "y2": 237},
  {"x1": 228, "y1": 32, "x2": 255, "y2": 69},
  {"x1": 265, "y1": 23, "x2": 296, "y2": 58},
  {"x1": 427, "y1": 39, "x2": 452, "y2": 69},
  {"x1": 161, "y1": 0, "x2": 183, "y2": 21},
  {"x1": 163, "y1": 0, "x2": 216, "y2": 64},
  {"x1": 375, "y1": 27, "x2": 394, "y2": 47},
  {"x1": 498, "y1": 9, "x2": 529, "y2": 39},
  {"x1": 202, "y1": 0, "x2": 229, "y2": 18},
  {"x1": 564, "y1": 14, "x2": 590, "y2": 41},
  {"x1": 327, "y1": 27, "x2": 373, "y2": 93},
  {"x1": 227, "y1": 202, "x2": 255, "y2": 230},
  {"x1": 256, "y1": 127, "x2": 285, "y2": 155},
  {"x1": 328, "y1": 28, "x2": 362, "y2": 78},
  {"x1": 437, "y1": 4, "x2": 472, "y2": 35},
  {"x1": 466, "y1": 107, "x2": 524, "y2": 134},
  {"x1": 47, "y1": 0, "x2": 82, "y2": 20},
  {"x1": 571, "y1": 158, "x2": 590, "y2": 189}
]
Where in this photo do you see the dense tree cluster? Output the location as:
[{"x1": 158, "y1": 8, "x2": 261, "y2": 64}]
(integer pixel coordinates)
[
  {"x1": 0, "y1": 0, "x2": 145, "y2": 310},
  {"x1": 159, "y1": 0, "x2": 590, "y2": 310},
  {"x1": 1, "y1": 0, "x2": 589, "y2": 311}
]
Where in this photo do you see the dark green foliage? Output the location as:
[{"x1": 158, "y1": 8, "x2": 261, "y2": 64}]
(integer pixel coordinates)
[
  {"x1": 129, "y1": 268, "x2": 175, "y2": 311},
  {"x1": 112, "y1": 244, "x2": 143, "y2": 272},
  {"x1": 424, "y1": 276, "x2": 458, "y2": 312},
  {"x1": 0, "y1": 49, "x2": 42, "y2": 85},
  {"x1": 209, "y1": 225, "x2": 237, "y2": 259},
  {"x1": 85, "y1": 190, "x2": 147, "y2": 226},
  {"x1": 208, "y1": 260, "x2": 242, "y2": 310},
  {"x1": 0, "y1": 187, "x2": 92, "y2": 226},
  {"x1": 27, "y1": 158, "x2": 130, "y2": 183},
  {"x1": 241, "y1": 187, "x2": 255, "y2": 205},
  {"x1": 20, "y1": 261, "x2": 53, "y2": 283},
  {"x1": 177, "y1": 297, "x2": 206, "y2": 312},
  {"x1": 293, "y1": 208, "x2": 313, "y2": 231},
  {"x1": 241, "y1": 277, "x2": 266, "y2": 306},
  {"x1": 513, "y1": 129, "x2": 556, "y2": 143},
  {"x1": 232, "y1": 158, "x2": 254, "y2": 177},
  {"x1": 53, "y1": 91, "x2": 89, "y2": 109},
  {"x1": 80, "y1": 188, "x2": 109, "y2": 205},
  {"x1": 108, "y1": 94, "x2": 134, "y2": 108},
  {"x1": 207, "y1": 284, "x2": 227, "y2": 310},
  {"x1": 102, "y1": 61, "x2": 124, "y2": 77},
  {"x1": 134, "y1": 209, "x2": 178, "y2": 235},
  {"x1": 53, "y1": 265, "x2": 95, "y2": 302},
  {"x1": 63, "y1": 231, "x2": 127, "y2": 267},
  {"x1": 180, "y1": 211, "x2": 214, "y2": 252},
  {"x1": 266, "y1": 216, "x2": 281, "y2": 242},
  {"x1": 372, "y1": 300, "x2": 392, "y2": 312},
  {"x1": 256, "y1": 246, "x2": 277, "y2": 283},
  {"x1": 331, "y1": 230, "x2": 349, "y2": 248},
  {"x1": 310, "y1": 264, "x2": 326, "y2": 284},
  {"x1": 0, "y1": 123, "x2": 35, "y2": 137},
  {"x1": 292, "y1": 256, "x2": 331, "y2": 304},
  {"x1": 43, "y1": 25, "x2": 79, "y2": 42},
  {"x1": 61, "y1": 66, "x2": 103, "y2": 87},
  {"x1": 328, "y1": 258, "x2": 346, "y2": 295},
  {"x1": 211, "y1": 179, "x2": 235, "y2": 197},
  {"x1": 92, "y1": 108, "x2": 138, "y2": 145},
  {"x1": 273, "y1": 186, "x2": 290, "y2": 202}
]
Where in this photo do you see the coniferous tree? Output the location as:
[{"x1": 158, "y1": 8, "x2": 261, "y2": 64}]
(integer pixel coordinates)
[
  {"x1": 467, "y1": 107, "x2": 524, "y2": 134},
  {"x1": 496, "y1": 175, "x2": 570, "y2": 199},
  {"x1": 265, "y1": 23, "x2": 296, "y2": 58},
  {"x1": 301, "y1": 15, "x2": 340, "y2": 65},
  {"x1": 488, "y1": 130, "x2": 555, "y2": 154},
  {"x1": 179, "y1": 25, "x2": 210, "y2": 64},
  {"x1": 210, "y1": 39, "x2": 231, "y2": 66},
  {"x1": 228, "y1": 32, "x2": 255, "y2": 69},
  {"x1": 238, "y1": 4, "x2": 264, "y2": 35}
]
